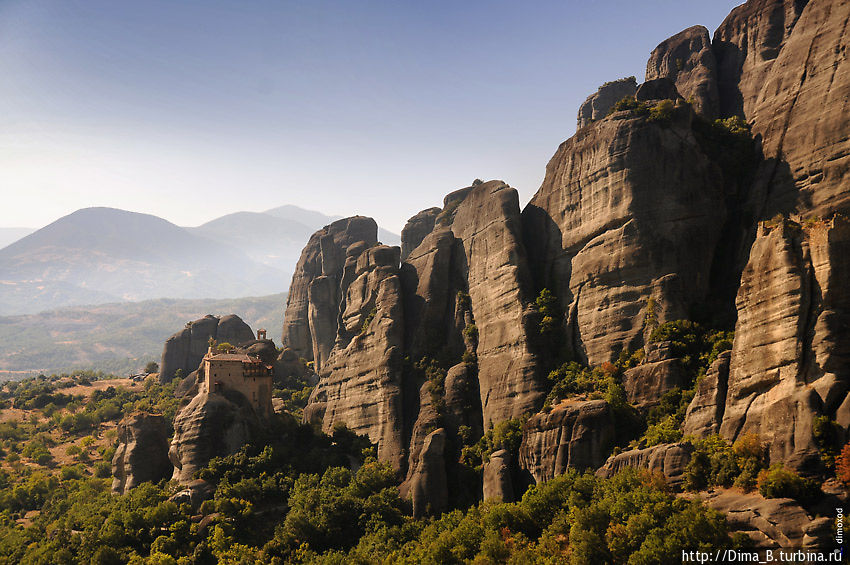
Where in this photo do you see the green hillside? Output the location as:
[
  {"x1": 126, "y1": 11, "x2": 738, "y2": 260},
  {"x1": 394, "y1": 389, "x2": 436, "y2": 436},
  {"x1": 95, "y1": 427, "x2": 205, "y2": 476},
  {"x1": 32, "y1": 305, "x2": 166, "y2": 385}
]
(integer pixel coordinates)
[{"x1": 0, "y1": 294, "x2": 286, "y2": 379}]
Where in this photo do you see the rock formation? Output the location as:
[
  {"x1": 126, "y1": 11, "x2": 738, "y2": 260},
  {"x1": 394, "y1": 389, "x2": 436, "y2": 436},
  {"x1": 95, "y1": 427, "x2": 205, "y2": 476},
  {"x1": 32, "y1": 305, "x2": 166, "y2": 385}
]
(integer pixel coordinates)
[
  {"x1": 596, "y1": 442, "x2": 693, "y2": 489},
  {"x1": 683, "y1": 351, "x2": 731, "y2": 438},
  {"x1": 719, "y1": 217, "x2": 850, "y2": 472},
  {"x1": 303, "y1": 244, "x2": 407, "y2": 469},
  {"x1": 576, "y1": 77, "x2": 637, "y2": 130},
  {"x1": 169, "y1": 389, "x2": 263, "y2": 484},
  {"x1": 695, "y1": 488, "x2": 833, "y2": 548},
  {"x1": 111, "y1": 412, "x2": 172, "y2": 495},
  {"x1": 401, "y1": 207, "x2": 441, "y2": 260},
  {"x1": 524, "y1": 102, "x2": 726, "y2": 366},
  {"x1": 282, "y1": 216, "x2": 378, "y2": 362},
  {"x1": 518, "y1": 399, "x2": 614, "y2": 484},
  {"x1": 159, "y1": 314, "x2": 254, "y2": 383},
  {"x1": 622, "y1": 341, "x2": 687, "y2": 411},
  {"x1": 645, "y1": 25, "x2": 719, "y2": 118},
  {"x1": 482, "y1": 449, "x2": 514, "y2": 502},
  {"x1": 404, "y1": 428, "x2": 448, "y2": 518}
]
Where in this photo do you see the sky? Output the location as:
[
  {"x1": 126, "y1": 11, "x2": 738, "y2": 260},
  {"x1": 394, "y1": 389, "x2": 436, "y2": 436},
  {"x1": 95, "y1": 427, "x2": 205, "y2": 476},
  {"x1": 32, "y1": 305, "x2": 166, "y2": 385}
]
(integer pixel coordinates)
[{"x1": 0, "y1": 0, "x2": 743, "y2": 234}]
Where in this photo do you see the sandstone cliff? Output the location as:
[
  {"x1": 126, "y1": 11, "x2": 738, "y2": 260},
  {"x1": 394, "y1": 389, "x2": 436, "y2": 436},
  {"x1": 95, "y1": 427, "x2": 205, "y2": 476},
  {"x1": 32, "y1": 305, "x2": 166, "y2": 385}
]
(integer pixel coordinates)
[{"x1": 111, "y1": 412, "x2": 172, "y2": 494}]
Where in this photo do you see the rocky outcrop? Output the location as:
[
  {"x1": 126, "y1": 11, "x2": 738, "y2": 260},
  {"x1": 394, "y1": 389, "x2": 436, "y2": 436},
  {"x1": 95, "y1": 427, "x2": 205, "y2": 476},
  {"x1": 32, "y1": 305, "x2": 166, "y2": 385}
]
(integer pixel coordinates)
[
  {"x1": 596, "y1": 442, "x2": 693, "y2": 489},
  {"x1": 303, "y1": 245, "x2": 407, "y2": 469},
  {"x1": 282, "y1": 216, "x2": 378, "y2": 362},
  {"x1": 524, "y1": 104, "x2": 726, "y2": 366},
  {"x1": 159, "y1": 314, "x2": 254, "y2": 383},
  {"x1": 646, "y1": 25, "x2": 719, "y2": 118},
  {"x1": 683, "y1": 351, "x2": 731, "y2": 438},
  {"x1": 577, "y1": 77, "x2": 637, "y2": 130},
  {"x1": 720, "y1": 218, "x2": 850, "y2": 472},
  {"x1": 635, "y1": 78, "x2": 681, "y2": 102},
  {"x1": 518, "y1": 399, "x2": 614, "y2": 484},
  {"x1": 715, "y1": 0, "x2": 850, "y2": 218},
  {"x1": 169, "y1": 390, "x2": 262, "y2": 484},
  {"x1": 451, "y1": 181, "x2": 546, "y2": 424},
  {"x1": 695, "y1": 488, "x2": 833, "y2": 548},
  {"x1": 404, "y1": 428, "x2": 448, "y2": 518},
  {"x1": 401, "y1": 207, "x2": 441, "y2": 260},
  {"x1": 483, "y1": 449, "x2": 513, "y2": 502},
  {"x1": 111, "y1": 412, "x2": 172, "y2": 495},
  {"x1": 622, "y1": 341, "x2": 687, "y2": 410}
]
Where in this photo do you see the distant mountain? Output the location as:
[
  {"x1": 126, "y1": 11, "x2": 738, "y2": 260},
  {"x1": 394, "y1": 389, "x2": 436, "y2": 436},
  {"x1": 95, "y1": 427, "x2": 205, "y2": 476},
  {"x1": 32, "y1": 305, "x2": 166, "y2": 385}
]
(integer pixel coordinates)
[
  {"x1": 0, "y1": 227, "x2": 35, "y2": 250},
  {"x1": 0, "y1": 207, "x2": 287, "y2": 315},
  {"x1": 0, "y1": 293, "x2": 286, "y2": 378},
  {"x1": 190, "y1": 205, "x2": 400, "y2": 275}
]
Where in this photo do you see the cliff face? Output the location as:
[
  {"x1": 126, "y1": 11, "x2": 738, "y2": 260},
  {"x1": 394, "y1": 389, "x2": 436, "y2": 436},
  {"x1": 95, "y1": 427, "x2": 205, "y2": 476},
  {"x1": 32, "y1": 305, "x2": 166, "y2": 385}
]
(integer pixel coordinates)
[
  {"x1": 159, "y1": 314, "x2": 254, "y2": 383},
  {"x1": 715, "y1": 218, "x2": 850, "y2": 471},
  {"x1": 716, "y1": 0, "x2": 850, "y2": 218},
  {"x1": 280, "y1": 0, "x2": 850, "y2": 512},
  {"x1": 111, "y1": 412, "x2": 172, "y2": 494},
  {"x1": 524, "y1": 105, "x2": 726, "y2": 365},
  {"x1": 281, "y1": 216, "x2": 378, "y2": 362}
]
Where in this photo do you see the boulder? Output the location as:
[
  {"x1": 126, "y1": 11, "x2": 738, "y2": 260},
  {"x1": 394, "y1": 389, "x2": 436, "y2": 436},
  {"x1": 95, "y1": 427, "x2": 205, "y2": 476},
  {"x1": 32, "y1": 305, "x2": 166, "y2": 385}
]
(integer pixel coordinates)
[
  {"x1": 635, "y1": 77, "x2": 681, "y2": 102},
  {"x1": 695, "y1": 488, "x2": 833, "y2": 548},
  {"x1": 111, "y1": 412, "x2": 172, "y2": 495},
  {"x1": 401, "y1": 207, "x2": 441, "y2": 260},
  {"x1": 518, "y1": 399, "x2": 614, "y2": 483},
  {"x1": 622, "y1": 342, "x2": 687, "y2": 410},
  {"x1": 159, "y1": 314, "x2": 254, "y2": 383},
  {"x1": 577, "y1": 77, "x2": 637, "y2": 130},
  {"x1": 483, "y1": 449, "x2": 514, "y2": 502},
  {"x1": 596, "y1": 442, "x2": 693, "y2": 489},
  {"x1": 645, "y1": 25, "x2": 719, "y2": 118},
  {"x1": 407, "y1": 428, "x2": 448, "y2": 518}
]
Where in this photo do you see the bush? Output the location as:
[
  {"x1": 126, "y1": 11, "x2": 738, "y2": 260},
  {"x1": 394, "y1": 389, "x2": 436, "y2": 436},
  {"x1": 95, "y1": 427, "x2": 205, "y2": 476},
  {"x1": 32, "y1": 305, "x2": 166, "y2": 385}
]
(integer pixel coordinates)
[
  {"x1": 683, "y1": 434, "x2": 766, "y2": 492},
  {"x1": 837, "y1": 442, "x2": 850, "y2": 486},
  {"x1": 757, "y1": 465, "x2": 820, "y2": 503}
]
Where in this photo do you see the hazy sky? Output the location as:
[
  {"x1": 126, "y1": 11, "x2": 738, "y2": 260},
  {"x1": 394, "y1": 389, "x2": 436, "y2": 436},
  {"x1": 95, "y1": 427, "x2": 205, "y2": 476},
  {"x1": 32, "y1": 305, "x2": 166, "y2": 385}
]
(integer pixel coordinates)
[{"x1": 0, "y1": 0, "x2": 742, "y2": 234}]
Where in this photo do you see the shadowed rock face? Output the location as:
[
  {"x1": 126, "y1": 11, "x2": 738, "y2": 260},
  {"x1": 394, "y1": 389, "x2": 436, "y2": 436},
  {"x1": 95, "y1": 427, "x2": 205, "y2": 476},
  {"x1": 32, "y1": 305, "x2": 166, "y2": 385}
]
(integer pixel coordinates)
[
  {"x1": 596, "y1": 442, "x2": 694, "y2": 489},
  {"x1": 111, "y1": 412, "x2": 172, "y2": 494},
  {"x1": 450, "y1": 181, "x2": 545, "y2": 424},
  {"x1": 715, "y1": 0, "x2": 850, "y2": 219},
  {"x1": 524, "y1": 105, "x2": 726, "y2": 366},
  {"x1": 401, "y1": 208, "x2": 441, "y2": 260},
  {"x1": 159, "y1": 314, "x2": 254, "y2": 383},
  {"x1": 282, "y1": 216, "x2": 378, "y2": 361},
  {"x1": 169, "y1": 390, "x2": 262, "y2": 484},
  {"x1": 519, "y1": 399, "x2": 614, "y2": 484},
  {"x1": 405, "y1": 428, "x2": 448, "y2": 518},
  {"x1": 483, "y1": 449, "x2": 514, "y2": 502},
  {"x1": 719, "y1": 218, "x2": 850, "y2": 472},
  {"x1": 577, "y1": 77, "x2": 637, "y2": 130},
  {"x1": 646, "y1": 25, "x2": 720, "y2": 118},
  {"x1": 303, "y1": 245, "x2": 407, "y2": 469},
  {"x1": 622, "y1": 341, "x2": 687, "y2": 411},
  {"x1": 683, "y1": 350, "x2": 731, "y2": 438}
]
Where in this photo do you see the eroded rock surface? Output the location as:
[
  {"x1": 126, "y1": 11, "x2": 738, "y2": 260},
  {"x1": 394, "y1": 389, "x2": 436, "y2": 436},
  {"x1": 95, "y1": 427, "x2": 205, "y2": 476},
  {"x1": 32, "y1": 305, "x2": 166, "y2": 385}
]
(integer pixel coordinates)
[
  {"x1": 282, "y1": 216, "x2": 378, "y2": 361},
  {"x1": 622, "y1": 341, "x2": 687, "y2": 410},
  {"x1": 596, "y1": 442, "x2": 693, "y2": 489},
  {"x1": 483, "y1": 449, "x2": 514, "y2": 502},
  {"x1": 720, "y1": 218, "x2": 850, "y2": 472},
  {"x1": 519, "y1": 399, "x2": 614, "y2": 484},
  {"x1": 401, "y1": 207, "x2": 441, "y2": 260},
  {"x1": 524, "y1": 105, "x2": 726, "y2": 366},
  {"x1": 169, "y1": 390, "x2": 261, "y2": 484},
  {"x1": 577, "y1": 77, "x2": 637, "y2": 130},
  {"x1": 159, "y1": 314, "x2": 254, "y2": 383},
  {"x1": 683, "y1": 351, "x2": 731, "y2": 438},
  {"x1": 696, "y1": 488, "x2": 833, "y2": 548},
  {"x1": 646, "y1": 25, "x2": 719, "y2": 117},
  {"x1": 111, "y1": 412, "x2": 172, "y2": 494},
  {"x1": 404, "y1": 428, "x2": 448, "y2": 518}
]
